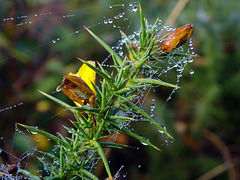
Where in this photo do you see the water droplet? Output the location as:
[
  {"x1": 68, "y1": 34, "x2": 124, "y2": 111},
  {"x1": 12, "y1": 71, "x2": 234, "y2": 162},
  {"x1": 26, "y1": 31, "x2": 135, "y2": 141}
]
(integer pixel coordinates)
[
  {"x1": 52, "y1": 40, "x2": 56, "y2": 44},
  {"x1": 53, "y1": 159, "x2": 59, "y2": 164},
  {"x1": 132, "y1": 5, "x2": 138, "y2": 12},
  {"x1": 75, "y1": 30, "x2": 79, "y2": 33},
  {"x1": 158, "y1": 124, "x2": 166, "y2": 134},
  {"x1": 129, "y1": 2, "x2": 133, "y2": 6},
  {"x1": 31, "y1": 131, "x2": 37, "y2": 135},
  {"x1": 109, "y1": 5, "x2": 113, "y2": 8},
  {"x1": 138, "y1": 165, "x2": 141, "y2": 168},
  {"x1": 108, "y1": 18, "x2": 113, "y2": 24},
  {"x1": 190, "y1": 69, "x2": 194, "y2": 75},
  {"x1": 177, "y1": 74, "x2": 182, "y2": 78},
  {"x1": 15, "y1": 124, "x2": 19, "y2": 131},
  {"x1": 68, "y1": 129, "x2": 72, "y2": 134},
  {"x1": 119, "y1": 51, "x2": 123, "y2": 57},
  {"x1": 103, "y1": 19, "x2": 108, "y2": 24},
  {"x1": 34, "y1": 14, "x2": 37, "y2": 16},
  {"x1": 119, "y1": 13, "x2": 124, "y2": 18},
  {"x1": 140, "y1": 137, "x2": 149, "y2": 146},
  {"x1": 122, "y1": 3, "x2": 125, "y2": 6},
  {"x1": 56, "y1": 86, "x2": 61, "y2": 92}
]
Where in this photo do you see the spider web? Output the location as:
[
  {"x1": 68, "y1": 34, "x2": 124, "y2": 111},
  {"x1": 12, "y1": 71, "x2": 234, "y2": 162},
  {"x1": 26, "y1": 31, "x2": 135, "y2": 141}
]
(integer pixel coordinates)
[
  {"x1": 0, "y1": 1, "x2": 142, "y2": 179},
  {"x1": 0, "y1": 0, "x2": 195, "y2": 179}
]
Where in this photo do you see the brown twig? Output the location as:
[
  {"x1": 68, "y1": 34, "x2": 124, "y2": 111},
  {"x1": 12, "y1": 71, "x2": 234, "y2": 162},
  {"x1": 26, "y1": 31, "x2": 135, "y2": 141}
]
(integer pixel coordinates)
[
  {"x1": 197, "y1": 129, "x2": 238, "y2": 180},
  {"x1": 165, "y1": 0, "x2": 190, "y2": 26}
]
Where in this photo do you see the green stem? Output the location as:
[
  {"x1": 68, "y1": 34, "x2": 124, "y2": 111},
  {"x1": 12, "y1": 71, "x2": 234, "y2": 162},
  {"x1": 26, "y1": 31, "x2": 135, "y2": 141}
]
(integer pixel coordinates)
[{"x1": 93, "y1": 140, "x2": 112, "y2": 179}]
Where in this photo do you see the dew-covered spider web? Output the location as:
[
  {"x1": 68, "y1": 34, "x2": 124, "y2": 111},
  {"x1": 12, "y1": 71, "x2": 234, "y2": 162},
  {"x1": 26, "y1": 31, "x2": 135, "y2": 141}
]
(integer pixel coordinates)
[{"x1": 0, "y1": 0, "x2": 195, "y2": 179}]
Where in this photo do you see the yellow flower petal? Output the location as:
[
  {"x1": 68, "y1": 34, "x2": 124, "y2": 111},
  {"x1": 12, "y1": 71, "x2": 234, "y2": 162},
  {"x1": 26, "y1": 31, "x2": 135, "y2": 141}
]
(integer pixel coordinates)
[{"x1": 77, "y1": 61, "x2": 96, "y2": 94}]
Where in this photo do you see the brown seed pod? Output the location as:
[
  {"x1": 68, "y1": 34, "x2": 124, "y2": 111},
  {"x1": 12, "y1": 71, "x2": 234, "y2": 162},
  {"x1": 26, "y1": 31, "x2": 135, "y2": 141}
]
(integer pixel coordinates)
[
  {"x1": 161, "y1": 24, "x2": 194, "y2": 52},
  {"x1": 60, "y1": 74, "x2": 97, "y2": 125},
  {"x1": 61, "y1": 75, "x2": 95, "y2": 106}
]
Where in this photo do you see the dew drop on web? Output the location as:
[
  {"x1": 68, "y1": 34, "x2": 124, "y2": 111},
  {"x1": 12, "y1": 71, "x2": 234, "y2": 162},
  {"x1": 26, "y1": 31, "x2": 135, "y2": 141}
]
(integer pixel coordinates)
[
  {"x1": 108, "y1": 18, "x2": 113, "y2": 24},
  {"x1": 132, "y1": 5, "x2": 138, "y2": 12},
  {"x1": 119, "y1": 13, "x2": 124, "y2": 18},
  {"x1": 190, "y1": 69, "x2": 194, "y2": 75},
  {"x1": 104, "y1": 19, "x2": 108, "y2": 24},
  {"x1": 123, "y1": 173, "x2": 127, "y2": 178}
]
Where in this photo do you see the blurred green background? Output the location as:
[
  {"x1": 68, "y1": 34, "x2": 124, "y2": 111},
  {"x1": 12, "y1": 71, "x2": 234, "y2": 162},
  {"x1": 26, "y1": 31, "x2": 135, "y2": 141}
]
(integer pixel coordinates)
[{"x1": 0, "y1": 0, "x2": 240, "y2": 179}]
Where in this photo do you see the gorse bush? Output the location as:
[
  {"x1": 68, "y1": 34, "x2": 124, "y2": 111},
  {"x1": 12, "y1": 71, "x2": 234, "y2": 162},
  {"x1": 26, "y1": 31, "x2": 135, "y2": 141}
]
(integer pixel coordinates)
[{"x1": 13, "y1": 4, "x2": 194, "y2": 180}]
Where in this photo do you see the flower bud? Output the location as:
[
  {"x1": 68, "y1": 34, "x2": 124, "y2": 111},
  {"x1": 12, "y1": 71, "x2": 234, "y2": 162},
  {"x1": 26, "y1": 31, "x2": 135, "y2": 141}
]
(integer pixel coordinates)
[{"x1": 161, "y1": 24, "x2": 194, "y2": 52}]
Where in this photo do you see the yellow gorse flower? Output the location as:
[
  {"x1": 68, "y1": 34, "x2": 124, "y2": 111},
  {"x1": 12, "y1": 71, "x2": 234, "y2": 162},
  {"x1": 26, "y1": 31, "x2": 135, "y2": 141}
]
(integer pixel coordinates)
[
  {"x1": 60, "y1": 60, "x2": 96, "y2": 107},
  {"x1": 76, "y1": 61, "x2": 96, "y2": 94}
]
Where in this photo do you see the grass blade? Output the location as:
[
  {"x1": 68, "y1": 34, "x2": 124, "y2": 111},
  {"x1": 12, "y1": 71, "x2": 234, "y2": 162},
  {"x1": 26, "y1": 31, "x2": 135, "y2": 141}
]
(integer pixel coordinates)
[
  {"x1": 17, "y1": 123, "x2": 72, "y2": 149},
  {"x1": 139, "y1": 3, "x2": 146, "y2": 44},
  {"x1": 132, "y1": 78, "x2": 180, "y2": 88},
  {"x1": 110, "y1": 122, "x2": 161, "y2": 151},
  {"x1": 72, "y1": 105, "x2": 100, "y2": 113},
  {"x1": 18, "y1": 169, "x2": 41, "y2": 180},
  {"x1": 38, "y1": 90, "x2": 76, "y2": 113},
  {"x1": 100, "y1": 142, "x2": 128, "y2": 149},
  {"x1": 84, "y1": 26, "x2": 123, "y2": 67},
  {"x1": 80, "y1": 169, "x2": 99, "y2": 180},
  {"x1": 124, "y1": 101, "x2": 174, "y2": 140},
  {"x1": 93, "y1": 140, "x2": 112, "y2": 179}
]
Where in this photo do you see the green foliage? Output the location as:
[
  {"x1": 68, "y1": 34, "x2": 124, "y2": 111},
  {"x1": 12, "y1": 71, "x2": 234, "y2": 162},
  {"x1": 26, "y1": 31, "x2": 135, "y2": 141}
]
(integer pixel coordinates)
[{"x1": 17, "y1": 4, "x2": 194, "y2": 180}]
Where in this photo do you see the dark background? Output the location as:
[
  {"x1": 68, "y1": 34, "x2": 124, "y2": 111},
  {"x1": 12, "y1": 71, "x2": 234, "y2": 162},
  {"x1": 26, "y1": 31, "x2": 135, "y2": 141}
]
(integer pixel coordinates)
[{"x1": 0, "y1": 0, "x2": 240, "y2": 179}]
